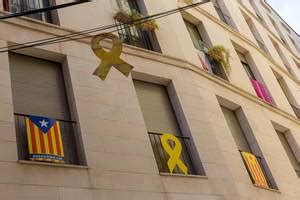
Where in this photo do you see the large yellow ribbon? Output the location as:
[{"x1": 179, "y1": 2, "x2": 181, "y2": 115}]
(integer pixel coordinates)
[
  {"x1": 160, "y1": 133, "x2": 188, "y2": 175},
  {"x1": 91, "y1": 33, "x2": 134, "y2": 80}
]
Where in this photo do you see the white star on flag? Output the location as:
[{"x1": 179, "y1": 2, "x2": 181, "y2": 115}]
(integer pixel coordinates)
[{"x1": 39, "y1": 119, "x2": 48, "y2": 128}]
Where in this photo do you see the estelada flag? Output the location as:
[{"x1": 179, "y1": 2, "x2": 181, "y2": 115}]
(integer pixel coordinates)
[
  {"x1": 241, "y1": 151, "x2": 269, "y2": 188},
  {"x1": 25, "y1": 115, "x2": 64, "y2": 163}
]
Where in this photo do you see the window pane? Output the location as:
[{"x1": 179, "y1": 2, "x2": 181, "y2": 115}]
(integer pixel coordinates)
[
  {"x1": 277, "y1": 131, "x2": 300, "y2": 176},
  {"x1": 221, "y1": 106, "x2": 251, "y2": 152},
  {"x1": 184, "y1": 20, "x2": 203, "y2": 50}
]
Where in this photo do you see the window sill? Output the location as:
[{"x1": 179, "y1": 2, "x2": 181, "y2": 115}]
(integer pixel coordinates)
[
  {"x1": 159, "y1": 172, "x2": 208, "y2": 179},
  {"x1": 18, "y1": 160, "x2": 88, "y2": 169},
  {"x1": 253, "y1": 185, "x2": 281, "y2": 193}
]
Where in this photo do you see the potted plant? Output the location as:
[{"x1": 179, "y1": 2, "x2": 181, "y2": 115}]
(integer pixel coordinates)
[
  {"x1": 139, "y1": 20, "x2": 159, "y2": 31},
  {"x1": 206, "y1": 45, "x2": 231, "y2": 73},
  {"x1": 114, "y1": 9, "x2": 159, "y2": 31},
  {"x1": 114, "y1": 10, "x2": 132, "y2": 24}
]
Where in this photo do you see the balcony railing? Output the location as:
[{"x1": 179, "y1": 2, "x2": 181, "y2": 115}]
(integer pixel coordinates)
[
  {"x1": 14, "y1": 113, "x2": 79, "y2": 165},
  {"x1": 116, "y1": 22, "x2": 156, "y2": 52},
  {"x1": 198, "y1": 49, "x2": 228, "y2": 81},
  {"x1": 3, "y1": 0, "x2": 54, "y2": 23},
  {"x1": 148, "y1": 132, "x2": 197, "y2": 175},
  {"x1": 291, "y1": 104, "x2": 300, "y2": 119},
  {"x1": 239, "y1": 151, "x2": 272, "y2": 189}
]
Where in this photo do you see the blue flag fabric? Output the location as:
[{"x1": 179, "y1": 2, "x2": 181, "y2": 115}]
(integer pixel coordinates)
[{"x1": 28, "y1": 115, "x2": 56, "y2": 133}]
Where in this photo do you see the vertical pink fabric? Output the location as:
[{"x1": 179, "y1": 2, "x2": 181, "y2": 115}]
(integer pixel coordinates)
[
  {"x1": 250, "y1": 79, "x2": 273, "y2": 105},
  {"x1": 250, "y1": 79, "x2": 264, "y2": 99},
  {"x1": 258, "y1": 82, "x2": 273, "y2": 104}
]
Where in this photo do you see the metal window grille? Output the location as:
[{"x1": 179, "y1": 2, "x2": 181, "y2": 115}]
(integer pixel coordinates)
[
  {"x1": 240, "y1": 151, "x2": 272, "y2": 189},
  {"x1": 148, "y1": 132, "x2": 198, "y2": 175},
  {"x1": 116, "y1": 21, "x2": 155, "y2": 51},
  {"x1": 4, "y1": 0, "x2": 53, "y2": 23},
  {"x1": 14, "y1": 113, "x2": 80, "y2": 165}
]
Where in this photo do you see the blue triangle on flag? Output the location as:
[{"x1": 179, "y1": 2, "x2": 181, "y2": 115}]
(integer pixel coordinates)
[{"x1": 28, "y1": 115, "x2": 56, "y2": 134}]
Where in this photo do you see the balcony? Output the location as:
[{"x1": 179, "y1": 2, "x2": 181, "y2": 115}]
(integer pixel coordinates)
[
  {"x1": 148, "y1": 132, "x2": 198, "y2": 175},
  {"x1": 3, "y1": 0, "x2": 56, "y2": 23},
  {"x1": 198, "y1": 49, "x2": 228, "y2": 81},
  {"x1": 14, "y1": 113, "x2": 79, "y2": 165},
  {"x1": 116, "y1": 22, "x2": 160, "y2": 52},
  {"x1": 240, "y1": 151, "x2": 272, "y2": 189}
]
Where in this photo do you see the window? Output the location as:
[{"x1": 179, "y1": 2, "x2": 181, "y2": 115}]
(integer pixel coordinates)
[
  {"x1": 221, "y1": 107, "x2": 251, "y2": 152},
  {"x1": 115, "y1": 0, "x2": 161, "y2": 52},
  {"x1": 281, "y1": 22, "x2": 291, "y2": 34},
  {"x1": 183, "y1": 19, "x2": 228, "y2": 81},
  {"x1": 270, "y1": 38, "x2": 293, "y2": 75},
  {"x1": 288, "y1": 36, "x2": 300, "y2": 53},
  {"x1": 249, "y1": 0, "x2": 265, "y2": 25},
  {"x1": 221, "y1": 106, "x2": 276, "y2": 189},
  {"x1": 3, "y1": 0, "x2": 58, "y2": 24},
  {"x1": 237, "y1": 51, "x2": 274, "y2": 105},
  {"x1": 277, "y1": 130, "x2": 300, "y2": 177},
  {"x1": 9, "y1": 53, "x2": 83, "y2": 165},
  {"x1": 273, "y1": 71, "x2": 300, "y2": 118},
  {"x1": 268, "y1": 16, "x2": 287, "y2": 45},
  {"x1": 184, "y1": 20, "x2": 204, "y2": 50},
  {"x1": 211, "y1": 0, "x2": 233, "y2": 28},
  {"x1": 241, "y1": 11, "x2": 267, "y2": 53},
  {"x1": 133, "y1": 80, "x2": 203, "y2": 175},
  {"x1": 237, "y1": 52, "x2": 256, "y2": 80}
]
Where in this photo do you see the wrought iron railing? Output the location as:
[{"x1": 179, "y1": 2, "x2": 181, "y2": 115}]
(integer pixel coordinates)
[
  {"x1": 14, "y1": 113, "x2": 79, "y2": 165},
  {"x1": 148, "y1": 132, "x2": 197, "y2": 175},
  {"x1": 239, "y1": 151, "x2": 272, "y2": 188},
  {"x1": 200, "y1": 48, "x2": 228, "y2": 81},
  {"x1": 3, "y1": 0, "x2": 54, "y2": 23},
  {"x1": 116, "y1": 21, "x2": 155, "y2": 51}
]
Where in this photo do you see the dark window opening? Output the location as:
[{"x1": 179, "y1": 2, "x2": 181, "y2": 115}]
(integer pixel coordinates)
[
  {"x1": 9, "y1": 53, "x2": 83, "y2": 165},
  {"x1": 3, "y1": 0, "x2": 59, "y2": 24},
  {"x1": 133, "y1": 80, "x2": 203, "y2": 175},
  {"x1": 115, "y1": 0, "x2": 161, "y2": 52}
]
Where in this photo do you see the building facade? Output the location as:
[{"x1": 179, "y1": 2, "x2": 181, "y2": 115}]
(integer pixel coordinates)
[{"x1": 0, "y1": 0, "x2": 300, "y2": 199}]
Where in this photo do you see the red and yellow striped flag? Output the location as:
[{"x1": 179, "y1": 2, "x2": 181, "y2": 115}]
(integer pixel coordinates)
[
  {"x1": 25, "y1": 115, "x2": 64, "y2": 163},
  {"x1": 241, "y1": 151, "x2": 269, "y2": 188}
]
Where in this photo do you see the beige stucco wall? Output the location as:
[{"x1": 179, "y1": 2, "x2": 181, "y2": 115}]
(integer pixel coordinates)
[{"x1": 0, "y1": 0, "x2": 299, "y2": 199}]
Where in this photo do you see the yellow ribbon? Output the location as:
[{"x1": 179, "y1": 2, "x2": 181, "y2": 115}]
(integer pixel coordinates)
[
  {"x1": 160, "y1": 133, "x2": 188, "y2": 175},
  {"x1": 91, "y1": 33, "x2": 134, "y2": 80}
]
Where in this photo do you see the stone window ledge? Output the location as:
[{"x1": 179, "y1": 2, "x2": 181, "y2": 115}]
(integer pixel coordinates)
[
  {"x1": 18, "y1": 160, "x2": 88, "y2": 169},
  {"x1": 159, "y1": 172, "x2": 208, "y2": 179},
  {"x1": 253, "y1": 185, "x2": 281, "y2": 193}
]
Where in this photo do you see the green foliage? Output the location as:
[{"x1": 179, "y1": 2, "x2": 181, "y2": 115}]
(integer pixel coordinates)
[
  {"x1": 114, "y1": 10, "x2": 159, "y2": 31},
  {"x1": 207, "y1": 45, "x2": 231, "y2": 73}
]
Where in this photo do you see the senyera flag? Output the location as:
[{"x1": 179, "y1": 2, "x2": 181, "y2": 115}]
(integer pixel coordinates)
[{"x1": 25, "y1": 115, "x2": 64, "y2": 163}]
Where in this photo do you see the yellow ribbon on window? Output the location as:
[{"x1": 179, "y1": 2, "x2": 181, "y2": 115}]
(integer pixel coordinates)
[
  {"x1": 91, "y1": 33, "x2": 134, "y2": 80},
  {"x1": 160, "y1": 133, "x2": 188, "y2": 175}
]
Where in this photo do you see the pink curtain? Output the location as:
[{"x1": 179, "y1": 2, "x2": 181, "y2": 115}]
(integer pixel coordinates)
[{"x1": 250, "y1": 79, "x2": 273, "y2": 105}]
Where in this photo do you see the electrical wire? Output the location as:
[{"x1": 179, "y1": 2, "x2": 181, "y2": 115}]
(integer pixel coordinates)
[
  {"x1": 0, "y1": 0, "x2": 210, "y2": 53},
  {"x1": 0, "y1": 0, "x2": 90, "y2": 20},
  {"x1": 0, "y1": 1, "x2": 203, "y2": 51}
]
